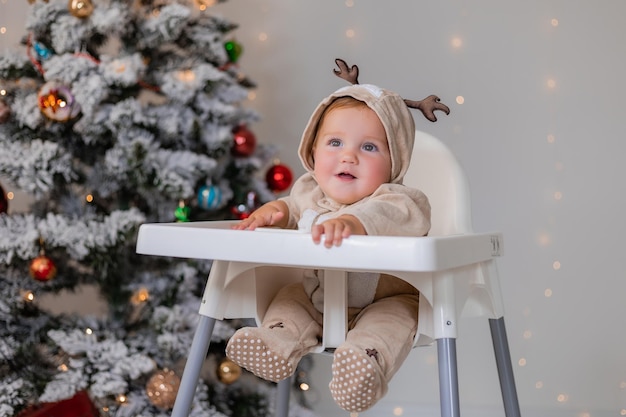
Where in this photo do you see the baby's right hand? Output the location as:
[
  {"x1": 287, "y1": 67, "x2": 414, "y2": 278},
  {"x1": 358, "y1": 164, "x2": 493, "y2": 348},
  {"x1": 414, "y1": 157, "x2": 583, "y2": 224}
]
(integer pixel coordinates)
[{"x1": 231, "y1": 202, "x2": 287, "y2": 230}]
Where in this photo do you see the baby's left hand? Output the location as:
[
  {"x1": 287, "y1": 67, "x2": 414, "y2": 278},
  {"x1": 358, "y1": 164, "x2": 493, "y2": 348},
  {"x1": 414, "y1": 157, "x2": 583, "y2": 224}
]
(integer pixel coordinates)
[{"x1": 311, "y1": 215, "x2": 365, "y2": 248}]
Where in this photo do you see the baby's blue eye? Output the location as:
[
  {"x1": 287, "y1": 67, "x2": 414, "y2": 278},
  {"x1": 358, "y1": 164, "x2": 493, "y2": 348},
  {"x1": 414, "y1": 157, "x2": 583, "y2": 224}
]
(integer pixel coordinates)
[
  {"x1": 329, "y1": 138, "x2": 342, "y2": 147},
  {"x1": 362, "y1": 143, "x2": 378, "y2": 152}
]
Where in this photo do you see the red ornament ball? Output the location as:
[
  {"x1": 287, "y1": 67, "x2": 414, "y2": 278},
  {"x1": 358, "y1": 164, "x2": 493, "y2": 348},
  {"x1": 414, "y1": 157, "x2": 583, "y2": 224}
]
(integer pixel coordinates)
[
  {"x1": 266, "y1": 163, "x2": 293, "y2": 192},
  {"x1": 0, "y1": 100, "x2": 10, "y2": 124},
  {"x1": 230, "y1": 191, "x2": 257, "y2": 219},
  {"x1": 231, "y1": 125, "x2": 256, "y2": 157},
  {"x1": 230, "y1": 204, "x2": 250, "y2": 220},
  {"x1": 0, "y1": 183, "x2": 7, "y2": 214},
  {"x1": 30, "y1": 254, "x2": 57, "y2": 282}
]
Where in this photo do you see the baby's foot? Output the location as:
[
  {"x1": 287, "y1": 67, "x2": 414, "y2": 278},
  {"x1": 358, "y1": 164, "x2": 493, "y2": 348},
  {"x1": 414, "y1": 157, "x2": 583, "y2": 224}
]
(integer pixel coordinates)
[
  {"x1": 329, "y1": 344, "x2": 386, "y2": 412},
  {"x1": 226, "y1": 326, "x2": 297, "y2": 382}
]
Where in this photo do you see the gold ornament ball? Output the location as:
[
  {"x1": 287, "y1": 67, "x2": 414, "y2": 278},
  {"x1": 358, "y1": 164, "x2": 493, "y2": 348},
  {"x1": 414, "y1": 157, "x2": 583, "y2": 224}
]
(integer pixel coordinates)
[
  {"x1": 145, "y1": 369, "x2": 181, "y2": 410},
  {"x1": 68, "y1": 0, "x2": 94, "y2": 18},
  {"x1": 217, "y1": 358, "x2": 242, "y2": 384}
]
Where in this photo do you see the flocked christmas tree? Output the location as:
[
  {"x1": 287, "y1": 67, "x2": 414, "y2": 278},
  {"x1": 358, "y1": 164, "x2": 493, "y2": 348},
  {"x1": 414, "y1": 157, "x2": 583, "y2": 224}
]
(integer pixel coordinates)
[{"x1": 0, "y1": 1, "x2": 308, "y2": 416}]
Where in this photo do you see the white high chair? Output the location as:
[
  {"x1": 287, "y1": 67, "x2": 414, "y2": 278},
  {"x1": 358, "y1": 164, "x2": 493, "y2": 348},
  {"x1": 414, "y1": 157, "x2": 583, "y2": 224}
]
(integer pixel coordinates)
[{"x1": 136, "y1": 130, "x2": 521, "y2": 417}]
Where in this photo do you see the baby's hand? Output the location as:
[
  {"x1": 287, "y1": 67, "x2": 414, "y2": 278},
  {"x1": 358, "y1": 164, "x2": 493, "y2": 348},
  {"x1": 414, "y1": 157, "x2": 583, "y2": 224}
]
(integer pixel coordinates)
[
  {"x1": 311, "y1": 215, "x2": 365, "y2": 248},
  {"x1": 231, "y1": 201, "x2": 287, "y2": 230}
]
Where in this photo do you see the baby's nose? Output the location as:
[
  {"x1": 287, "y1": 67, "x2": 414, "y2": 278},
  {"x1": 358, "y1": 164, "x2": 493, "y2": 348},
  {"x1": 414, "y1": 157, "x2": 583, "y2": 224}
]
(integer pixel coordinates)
[{"x1": 341, "y1": 150, "x2": 357, "y2": 163}]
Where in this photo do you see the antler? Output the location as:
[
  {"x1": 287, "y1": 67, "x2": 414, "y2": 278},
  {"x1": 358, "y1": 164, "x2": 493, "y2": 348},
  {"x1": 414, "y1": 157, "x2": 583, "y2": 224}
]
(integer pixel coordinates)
[
  {"x1": 333, "y1": 58, "x2": 359, "y2": 85},
  {"x1": 333, "y1": 58, "x2": 450, "y2": 122},
  {"x1": 404, "y1": 95, "x2": 450, "y2": 122}
]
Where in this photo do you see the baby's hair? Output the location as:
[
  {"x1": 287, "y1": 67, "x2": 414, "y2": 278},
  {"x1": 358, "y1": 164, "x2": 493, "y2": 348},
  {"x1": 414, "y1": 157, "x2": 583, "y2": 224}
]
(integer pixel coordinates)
[
  {"x1": 310, "y1": 96, "x2": 369, "y2": 152},
  {"x1": 325, "y1": 96, "x2": 367, "y2": 112},
  {"x1": 318, "y1": 96, "x2": 367, "y2": 128}
]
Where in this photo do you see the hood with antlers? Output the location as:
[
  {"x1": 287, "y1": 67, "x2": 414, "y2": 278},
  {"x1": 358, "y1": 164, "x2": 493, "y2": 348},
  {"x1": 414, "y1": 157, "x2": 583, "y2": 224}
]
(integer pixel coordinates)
[{"x1": 298, "y1": 58, "x2": 450, "y2": 185}]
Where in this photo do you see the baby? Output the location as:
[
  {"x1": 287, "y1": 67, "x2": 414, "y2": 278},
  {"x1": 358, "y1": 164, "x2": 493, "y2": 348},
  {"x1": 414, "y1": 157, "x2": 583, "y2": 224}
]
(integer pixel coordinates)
[{"x1": 226, "y1": 60, "x2": 448, "y2": 412}]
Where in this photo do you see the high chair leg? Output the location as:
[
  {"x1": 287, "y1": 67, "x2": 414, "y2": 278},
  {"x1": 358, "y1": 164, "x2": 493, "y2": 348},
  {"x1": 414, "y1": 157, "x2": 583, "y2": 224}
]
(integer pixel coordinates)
[
  {"x1": 489, "y1": 318, "x2": 522, "y2": 417},
  {"x1": 275, "y1": 376, "x2": 292, "y2": 417},
  {"x1": 172, "y1": 316, "x2": 216, "y2": 417},
  {"x1": 437, "y1": 338, "x2": 460, "y2": 417}
]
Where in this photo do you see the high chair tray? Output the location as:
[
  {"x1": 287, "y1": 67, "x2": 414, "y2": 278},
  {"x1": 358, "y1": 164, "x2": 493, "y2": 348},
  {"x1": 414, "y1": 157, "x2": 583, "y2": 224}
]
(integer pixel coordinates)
[{"x1": 136, "y1": 221, "x2": 502, "y2": 272}]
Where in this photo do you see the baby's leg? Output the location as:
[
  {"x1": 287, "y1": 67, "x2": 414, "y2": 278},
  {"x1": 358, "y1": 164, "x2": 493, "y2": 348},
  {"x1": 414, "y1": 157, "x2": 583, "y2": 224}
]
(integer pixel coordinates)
[
  {"x1": 329, "y1": 293, "x2": 419, "y2": 412},
  {"x1": 226, "y1": 282, "x2": 322, "y2": 382}
]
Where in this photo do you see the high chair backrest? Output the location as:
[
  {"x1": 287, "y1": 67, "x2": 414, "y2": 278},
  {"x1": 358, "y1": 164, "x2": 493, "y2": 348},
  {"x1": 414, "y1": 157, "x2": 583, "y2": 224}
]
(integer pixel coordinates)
[{"x1": 404, "y1": 130, "x2": 473, "y2": 236}]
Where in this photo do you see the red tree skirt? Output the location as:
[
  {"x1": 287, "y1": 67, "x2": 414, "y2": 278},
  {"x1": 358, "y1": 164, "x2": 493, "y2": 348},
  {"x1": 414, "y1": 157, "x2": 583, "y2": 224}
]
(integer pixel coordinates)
[{"x1": 16, "y1": 391, "x2": 98, "y2": 417}]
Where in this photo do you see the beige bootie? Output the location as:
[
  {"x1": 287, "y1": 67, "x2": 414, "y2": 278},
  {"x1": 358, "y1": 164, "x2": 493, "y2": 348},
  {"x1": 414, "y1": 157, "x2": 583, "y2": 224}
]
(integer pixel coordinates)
[
  {"x1": 329, "y1": 288, "x2": 419, "y2": 412},
  {"x1": 226, "y1": 283, "x2": 323, "y2": 382},
  {"x1": 329, "y1": 343, "x2": 387, "y2": 412},
  {"x1": 227, "y1": 323, "x2": 304, "y2": 382}
]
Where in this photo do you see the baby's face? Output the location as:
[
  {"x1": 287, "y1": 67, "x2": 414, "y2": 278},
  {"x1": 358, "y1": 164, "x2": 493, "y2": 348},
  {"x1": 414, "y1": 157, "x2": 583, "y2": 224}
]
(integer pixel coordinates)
[{"x1": 312, "y1": 105, "x2": 391, "y2": 205}]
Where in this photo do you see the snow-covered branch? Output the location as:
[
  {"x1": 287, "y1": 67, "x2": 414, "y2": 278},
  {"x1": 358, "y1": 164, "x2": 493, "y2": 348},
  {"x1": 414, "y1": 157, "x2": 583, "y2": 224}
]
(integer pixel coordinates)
[{"x1": 0, "y1": 208, "x2": 145, "y2": 263}]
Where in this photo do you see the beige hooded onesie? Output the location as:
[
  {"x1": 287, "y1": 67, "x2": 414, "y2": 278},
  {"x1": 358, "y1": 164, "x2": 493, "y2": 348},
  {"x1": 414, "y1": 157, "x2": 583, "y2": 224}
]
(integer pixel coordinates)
[{"x1": 226, "y1": 84, "x2": 431, "y2": 413}]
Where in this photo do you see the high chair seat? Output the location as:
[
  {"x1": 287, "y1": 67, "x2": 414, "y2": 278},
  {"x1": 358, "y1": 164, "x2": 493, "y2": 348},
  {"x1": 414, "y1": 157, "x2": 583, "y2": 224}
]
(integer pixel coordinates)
[{"x1": 135, "y1": 131, "x2": 521, "y2": 417}]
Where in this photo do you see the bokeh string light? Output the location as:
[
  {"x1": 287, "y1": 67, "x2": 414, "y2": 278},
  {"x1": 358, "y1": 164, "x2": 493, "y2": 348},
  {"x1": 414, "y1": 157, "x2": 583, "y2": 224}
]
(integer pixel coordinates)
[{"x1": 544, "y1": 13, "x2": 567, "y2": 408}]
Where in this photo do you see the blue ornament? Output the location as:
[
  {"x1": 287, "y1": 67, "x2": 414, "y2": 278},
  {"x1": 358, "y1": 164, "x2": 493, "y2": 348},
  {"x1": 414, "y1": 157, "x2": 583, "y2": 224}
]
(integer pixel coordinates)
[
  {"x1": 33, "y1": 42, "x2": 53, "y2": 60},
  {"x1": 197, "y1": 185, "x2": 222, "y2": 210}
]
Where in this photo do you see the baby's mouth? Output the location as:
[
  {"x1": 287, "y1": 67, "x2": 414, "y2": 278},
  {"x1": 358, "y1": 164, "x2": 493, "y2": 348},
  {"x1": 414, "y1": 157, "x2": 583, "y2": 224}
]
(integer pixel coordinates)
[{"x1": 336, "y1": 172, "x2": 356, "y2": 179}]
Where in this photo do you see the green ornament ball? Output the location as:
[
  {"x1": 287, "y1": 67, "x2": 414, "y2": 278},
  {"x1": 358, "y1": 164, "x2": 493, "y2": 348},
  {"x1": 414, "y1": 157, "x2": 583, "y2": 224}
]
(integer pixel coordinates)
[{"x1": 225, "y1": 40, "x2": 243, "y2": 63}]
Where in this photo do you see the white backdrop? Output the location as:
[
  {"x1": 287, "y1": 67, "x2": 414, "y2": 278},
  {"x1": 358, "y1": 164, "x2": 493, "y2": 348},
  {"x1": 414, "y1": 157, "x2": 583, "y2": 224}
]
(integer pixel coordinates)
[{"x1": 2, "y1": 1, "x2": 625, "y2": 416}]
